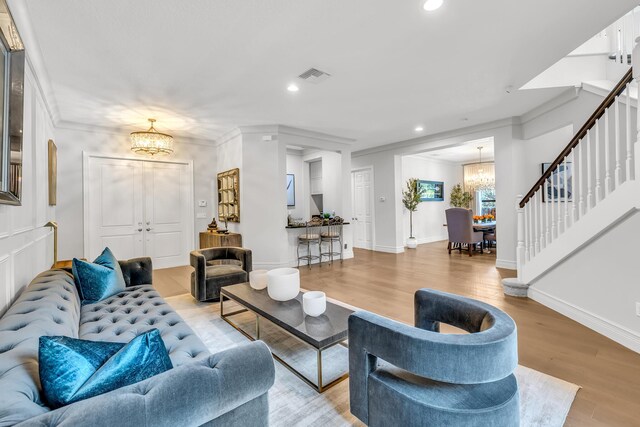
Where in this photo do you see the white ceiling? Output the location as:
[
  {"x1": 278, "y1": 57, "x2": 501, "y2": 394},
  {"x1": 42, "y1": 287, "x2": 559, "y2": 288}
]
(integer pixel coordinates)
[
  {"x1": 13, "y1": 0, "x2": 637, "y2": 150},
  {"x1": 413, "y1": 138, "x2": 494, "y2": 164}
]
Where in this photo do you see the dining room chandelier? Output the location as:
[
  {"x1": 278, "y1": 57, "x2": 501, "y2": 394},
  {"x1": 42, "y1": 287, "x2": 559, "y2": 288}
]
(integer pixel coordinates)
[
  {"x1": 130, "y1": 118, "x2": 174, "y2": 155},
  {"x1": 463, "y1": 146, "x2": 495, "y2": 191}
]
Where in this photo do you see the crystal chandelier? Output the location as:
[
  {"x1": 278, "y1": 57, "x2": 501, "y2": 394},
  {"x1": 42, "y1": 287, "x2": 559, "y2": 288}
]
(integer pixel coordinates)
[
  {"x1": 464, "y1": 147, "x2": 495, "y2": 191},
  {"x1": 130, "y1": 118, "x2": 174, "y2": 155}
]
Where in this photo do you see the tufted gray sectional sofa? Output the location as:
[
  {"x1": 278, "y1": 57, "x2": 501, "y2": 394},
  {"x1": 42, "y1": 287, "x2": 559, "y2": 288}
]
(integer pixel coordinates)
[{"x1": 0, "y1": 258, "x2": 275, "y2": 427}]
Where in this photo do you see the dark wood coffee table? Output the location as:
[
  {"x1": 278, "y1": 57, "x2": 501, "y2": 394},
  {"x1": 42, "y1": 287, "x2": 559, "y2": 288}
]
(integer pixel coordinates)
[{"x1": 220, "y1": 282, "x2": 353, "y2": 393}]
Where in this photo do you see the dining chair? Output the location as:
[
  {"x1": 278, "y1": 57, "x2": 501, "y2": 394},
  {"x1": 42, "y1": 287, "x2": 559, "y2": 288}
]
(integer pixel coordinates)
[{"x1": 445, "y1": 208, "x2": 484, "y2": 257}]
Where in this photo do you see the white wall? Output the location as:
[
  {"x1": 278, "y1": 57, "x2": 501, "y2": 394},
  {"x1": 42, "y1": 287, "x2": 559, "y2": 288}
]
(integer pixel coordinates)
[
  {"x1": 0, "y1": 61, "x2": 56, "y2": 314},
  {"x1": 401, "y1": 156, "x2": 463, "y2": 244},
  {"x1": 529, "y1": 210, "x2": 640, "y2": 353},
  {"x1": 55, "y1": 126, "x2": 217, "y2": 260}
]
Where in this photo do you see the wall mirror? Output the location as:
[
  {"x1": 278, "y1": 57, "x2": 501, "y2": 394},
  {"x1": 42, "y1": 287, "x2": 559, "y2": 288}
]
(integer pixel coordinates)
[
  {"x1": 0, "y1": 1, "x2": 24, "y2": 206},
  {"x1": 217, "y1": 168, "x2": 240, "y2": 223}
]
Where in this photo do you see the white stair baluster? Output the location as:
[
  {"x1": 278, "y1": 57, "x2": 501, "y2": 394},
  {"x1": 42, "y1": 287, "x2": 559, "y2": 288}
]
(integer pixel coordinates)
[
  {"x1": 563, "y1": 157, "x2": 570, "y2": 229},
  {"x1": 524, "y1": 203, "x2": 535, "y2": 261},
  {"x1": 571, "y1": 148, "x2": 577, "y2": 224},
  {"x1": 578, "y1": 139, "x2": 585, "y2": 218},
  {"x1": 539, "y1": 185, "x2": 545, "y2": 249},
  {"x1": 604, "y1": 107, "x2": 612, "y2": 196},
  {"x1": 615, "y1": 93, "x2": 622, "y2": 188},
  {"x1": 587, "y1": 130, "x2": 593, "y2": 211},
  {"x1": 530, "y1": 189, "x2": 540, "y2": 255},
  {"x1": 595, "y1": 120, "x2": 602, "y2": 203},
  {"x1": 545, "y1": 179, "x2": 551, "y2": 244},
  {"x1": 626, "y1": 83, "x2": 632, "y2": 182},
  {"x1": 551, "y1": 168, "x2": 557, "y2": 239},
  {"x1": 555, "y1": 165, "x2": 562, "y2": 235}
]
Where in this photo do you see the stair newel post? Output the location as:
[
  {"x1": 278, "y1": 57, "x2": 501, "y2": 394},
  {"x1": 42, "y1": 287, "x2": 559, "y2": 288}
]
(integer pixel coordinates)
[
  {"x1": 516, "y1": 195, "x2": 525, "y2": 282},
  {"x1": 502, "y1": 195, "x2": 529, "y2": 297}
]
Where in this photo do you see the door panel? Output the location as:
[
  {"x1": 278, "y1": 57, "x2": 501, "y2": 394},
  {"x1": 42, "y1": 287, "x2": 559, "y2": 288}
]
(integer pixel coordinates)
[
  {"x1": 143, "y1": 162, "x2": 190, "y2": 269},
  {"x1": 352, "y1": 169, "x2": 373, "y2": 250},
  {"x1": 87, "y1": 158, "x2": 144, "y2": 261}
]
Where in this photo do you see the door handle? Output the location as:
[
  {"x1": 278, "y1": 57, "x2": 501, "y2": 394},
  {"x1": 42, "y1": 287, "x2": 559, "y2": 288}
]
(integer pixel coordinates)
[
  {"x1": 137, "y1": 228, "x2": 143, "y2": 232},
  {"x1": 146, "y1": 227, "x2": 152, "y2": 232}
]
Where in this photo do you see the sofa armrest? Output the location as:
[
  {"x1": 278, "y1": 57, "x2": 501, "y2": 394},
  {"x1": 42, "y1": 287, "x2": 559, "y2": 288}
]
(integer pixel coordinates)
[
  {"x1": 226, "y1": 247, "x2": 252, "y2": 272},
  {"x1": 118, "y1": 257, "x2": 153, "y2": 287},
  {"x1": 18, "y1": 341, "x2": 275, "y2": 427}
]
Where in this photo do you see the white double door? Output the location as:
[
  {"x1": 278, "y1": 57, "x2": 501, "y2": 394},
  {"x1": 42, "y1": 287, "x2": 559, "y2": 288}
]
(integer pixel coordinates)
[{"x1": 85, "y1": 156, "x2": 193, "y2": 269}]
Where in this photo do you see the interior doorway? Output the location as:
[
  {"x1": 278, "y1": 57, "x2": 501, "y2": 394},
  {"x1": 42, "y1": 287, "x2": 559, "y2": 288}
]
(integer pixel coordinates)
[{"x1": 351, "y1": 167, "x2": 374, "y2": 250}]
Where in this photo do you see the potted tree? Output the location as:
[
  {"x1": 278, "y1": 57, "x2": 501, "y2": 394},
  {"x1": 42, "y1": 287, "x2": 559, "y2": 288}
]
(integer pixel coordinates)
[
  {"x1": 402, "y1": 178, "x2": 425, "y2": 249},
  {"x1": 450, "y1": 184, "x2": 473, "y2": 209}
]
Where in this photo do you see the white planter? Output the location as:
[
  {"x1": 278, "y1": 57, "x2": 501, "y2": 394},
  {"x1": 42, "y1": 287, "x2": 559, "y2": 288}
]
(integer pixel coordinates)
[
  {"x1": 249, "y1": 269, "x2": 269, "y2": 290},
  {"x1": 406, "y1": 237, "x2": 418, "y2": 249},
  {"x1": 302, "y1": 291, "x2": 326, "y2": 317},
  {"x1": 267, "y1": 268, "x2": 300, "y2": 301}
]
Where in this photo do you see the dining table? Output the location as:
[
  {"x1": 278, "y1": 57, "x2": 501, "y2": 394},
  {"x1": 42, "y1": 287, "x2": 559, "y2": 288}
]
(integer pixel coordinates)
[{"x1": 472, "y1": 221, "x2": 496, "y2": 231}]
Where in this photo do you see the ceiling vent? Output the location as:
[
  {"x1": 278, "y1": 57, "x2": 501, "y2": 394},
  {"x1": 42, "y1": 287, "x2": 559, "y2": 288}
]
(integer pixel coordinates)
[{"x1": 298, "y1": 68, "x2": 331, "y2": 84}]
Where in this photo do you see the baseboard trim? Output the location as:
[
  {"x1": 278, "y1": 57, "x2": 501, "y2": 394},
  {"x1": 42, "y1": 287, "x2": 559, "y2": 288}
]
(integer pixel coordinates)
[
  {"x1": 374, "y1": 245, "x2": 404, "y2": 254},
  {"x1": 254, "y1": 251, "x2": 355, "y2": 270},
  {"x1": 496, "y1": 259, "x2": 517, "y2": 270},
  {"x1": 416, "y1": 236, "x2": 447, "y2": 245},
  {"x1": 528, "y1": 287, "x2": 640, "y2": 354}
]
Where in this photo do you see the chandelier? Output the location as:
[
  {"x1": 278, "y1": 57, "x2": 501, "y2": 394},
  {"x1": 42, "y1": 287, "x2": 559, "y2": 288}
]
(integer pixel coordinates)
[
  {"x1": 130, "y1": 118, "x2": 174, "y2": 155},
  {"x1": 464, "y1": 147, "x2": 495, "y2": 191}
]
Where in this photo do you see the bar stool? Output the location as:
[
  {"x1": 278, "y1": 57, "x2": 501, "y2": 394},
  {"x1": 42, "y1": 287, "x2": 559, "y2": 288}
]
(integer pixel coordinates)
[
  {"x1": 297, "y1": 220, "x2": 322, "y2": 268},
  {"x1": 320, "y1": 218, "x2": 343, "y2": 264}
]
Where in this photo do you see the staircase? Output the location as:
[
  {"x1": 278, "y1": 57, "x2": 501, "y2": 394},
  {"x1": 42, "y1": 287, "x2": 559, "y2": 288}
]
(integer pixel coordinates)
[{"x1": 504, "y1": 55, "x2": 640, "y2": 352}]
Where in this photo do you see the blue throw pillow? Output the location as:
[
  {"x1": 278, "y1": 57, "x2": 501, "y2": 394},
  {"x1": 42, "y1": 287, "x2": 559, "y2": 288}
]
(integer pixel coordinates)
[
  {"x1": 39, "y1": 328, "x2": 173, "y2": 409},
  {"x1": 72, "y1": 247, "x2": 126, "y2": 303}
]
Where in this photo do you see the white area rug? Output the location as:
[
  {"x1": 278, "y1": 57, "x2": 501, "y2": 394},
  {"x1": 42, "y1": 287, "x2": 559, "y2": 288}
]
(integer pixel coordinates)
[{"x1": 166, "y1": 294, "x2": 580, "y2": 427}]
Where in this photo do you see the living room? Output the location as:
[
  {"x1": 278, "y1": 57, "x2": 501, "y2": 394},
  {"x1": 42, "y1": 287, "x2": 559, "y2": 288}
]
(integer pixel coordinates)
[{"x1": 1, "y1": 1, "x2": 639, "y2": 426}]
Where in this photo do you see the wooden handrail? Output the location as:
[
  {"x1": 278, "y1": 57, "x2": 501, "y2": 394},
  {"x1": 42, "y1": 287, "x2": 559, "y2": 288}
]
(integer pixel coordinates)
[{"x1": 519, "y1": 68, "x2": 634, "y2": 208}]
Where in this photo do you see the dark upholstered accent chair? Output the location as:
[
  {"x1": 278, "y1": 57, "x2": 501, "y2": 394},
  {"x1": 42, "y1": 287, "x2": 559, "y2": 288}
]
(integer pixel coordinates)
[
  {"x1": 190, "y1": 247, "x2": 252, "y2": 302},
  {"x1": 445, "y1": 208, "x2": 484, "y2": 256},
  {"x1": 349, "y1": 288, "x2": 519, "y2": 427}
]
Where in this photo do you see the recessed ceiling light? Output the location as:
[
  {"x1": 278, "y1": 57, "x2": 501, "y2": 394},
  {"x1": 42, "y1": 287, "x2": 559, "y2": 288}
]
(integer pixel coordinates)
[
  {"x1": 414, "y1": 126, "x2": 424, "y2": 132},
  {"x1": 287, "y1": 83, "x2": 299, "y2": 92},
  {"x1": 423, "y1": 0, "x2": 443, "y2": 11}
]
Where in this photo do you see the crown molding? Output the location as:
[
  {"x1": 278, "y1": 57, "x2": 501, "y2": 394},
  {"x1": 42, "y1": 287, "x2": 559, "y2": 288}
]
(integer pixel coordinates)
[{"x1": 353, "y1": 118, "x2": 516, "y2": 158}]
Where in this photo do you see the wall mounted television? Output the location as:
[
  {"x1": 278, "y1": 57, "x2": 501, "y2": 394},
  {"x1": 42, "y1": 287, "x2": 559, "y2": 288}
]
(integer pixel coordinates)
[{"x1": 417, "y1": 180, "x2": 444, "y2": 202}]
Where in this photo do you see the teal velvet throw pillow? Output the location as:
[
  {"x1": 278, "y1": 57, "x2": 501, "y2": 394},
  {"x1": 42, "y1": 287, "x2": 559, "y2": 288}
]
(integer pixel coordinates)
[
  {"x1": 39, "y1": 329, "x2": 173, "y2": 409},
  {"x1": 72, "y1": 247, "x2": 126, "y2": 303}
]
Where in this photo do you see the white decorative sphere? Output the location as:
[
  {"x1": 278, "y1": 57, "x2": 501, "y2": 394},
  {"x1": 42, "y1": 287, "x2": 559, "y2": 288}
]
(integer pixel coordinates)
[
  {"x1": 249, "y1": 270, "x2": 269, "y2": 290},
  {"x1": 267, "y1": 268, "x2": 300, "y2": 301},
  {"x1": 303, "y1": 291, "x2": 326, "y2": 317}
]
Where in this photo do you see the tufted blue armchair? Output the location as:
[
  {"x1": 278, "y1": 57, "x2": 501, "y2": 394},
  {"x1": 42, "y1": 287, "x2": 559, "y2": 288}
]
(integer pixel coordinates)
[{"x1": 348, "y1": 288, "x2": 519, "y2": 427}]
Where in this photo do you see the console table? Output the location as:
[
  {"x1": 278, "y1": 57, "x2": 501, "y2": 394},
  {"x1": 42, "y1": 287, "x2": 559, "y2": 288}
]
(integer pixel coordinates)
[{"x1": 199, "y1": 231, "x2": 242, "y2": 249}]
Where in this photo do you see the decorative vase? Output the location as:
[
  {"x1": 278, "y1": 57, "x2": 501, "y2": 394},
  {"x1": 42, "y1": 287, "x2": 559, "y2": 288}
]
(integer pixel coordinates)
[
  {"x1": 267, "y1": 268, "x2": 300, "y2": 301},
  {"x1": 302, "y1": 291, "x2": 326, "y2": 317},
  {"x1": 406, "y1": 237, "x2": 418, "y2": 249},
  {"x1": 249, "y1": 269, "x2": 269, "y2": 290}
]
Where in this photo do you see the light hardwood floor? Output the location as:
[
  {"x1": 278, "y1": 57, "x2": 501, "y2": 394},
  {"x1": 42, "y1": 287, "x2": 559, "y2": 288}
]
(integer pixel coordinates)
[{"x1": 155, "y1": 242, "x2": 640, "y2": 427}]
